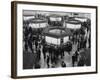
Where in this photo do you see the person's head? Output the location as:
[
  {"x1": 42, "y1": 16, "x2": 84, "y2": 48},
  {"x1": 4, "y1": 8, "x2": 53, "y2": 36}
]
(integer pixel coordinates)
[
  {"x1": 62, "y1": 61, "x2": 64, "y2": 64},
  {"x1": 75, "y1": 50, "x2": 78, "y2": 53},
  {"x1": 47, "y1": 55, "x2": 49, "y2": 58}
]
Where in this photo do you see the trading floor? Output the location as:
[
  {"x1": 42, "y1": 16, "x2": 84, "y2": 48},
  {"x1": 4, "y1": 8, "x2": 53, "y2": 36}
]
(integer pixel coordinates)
[{"x1": 23, "y1": 12, "x2": 91, "y2": 69}]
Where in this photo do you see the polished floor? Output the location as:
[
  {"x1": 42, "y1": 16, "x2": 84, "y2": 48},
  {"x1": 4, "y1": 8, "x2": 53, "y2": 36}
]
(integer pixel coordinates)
[{"x1": 39, "y1": 43, "x2": 78, "y2": 68}]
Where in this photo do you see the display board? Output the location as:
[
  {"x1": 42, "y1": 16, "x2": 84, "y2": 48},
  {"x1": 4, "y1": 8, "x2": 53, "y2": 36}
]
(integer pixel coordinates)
[
  {"x1": 23, "y1": 16, "x2": 35, "y2": 21},
  {"x1": 45, "y1": 36, "x2": 60, "y2": 45},
  {"x1": 29, "y1": 22, "x2": 47, "y2": 28},
  {"x1": 66, "y1": 23, "x2": 81, "y2": 29},
  {"x1": 64, "y1": 36, "x2": 69, "y2": 43},
  {"x1": 74, "y1": 17, "x2": 87, "y2": 22},
  {"x1": 50, "y1": 17, "x2": 62, "y2": 21}
]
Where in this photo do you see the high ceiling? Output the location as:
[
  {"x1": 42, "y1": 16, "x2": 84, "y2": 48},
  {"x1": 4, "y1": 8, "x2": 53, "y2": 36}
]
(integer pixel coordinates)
[{"x1": 23, "y1": 10, "x2": 91, "y2": 19}]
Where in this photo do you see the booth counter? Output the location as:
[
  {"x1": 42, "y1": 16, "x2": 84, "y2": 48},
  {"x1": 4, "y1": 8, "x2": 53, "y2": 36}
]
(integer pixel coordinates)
[
  {"x1": 65, "y1": 20, "x2": 81, "y2": 29},
  {"x1": 43, "y1": 27, "x2": 72, "y2": 45},
  {"x1": 29, "y1": 18, "x2": 48, "y2": 28}
]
